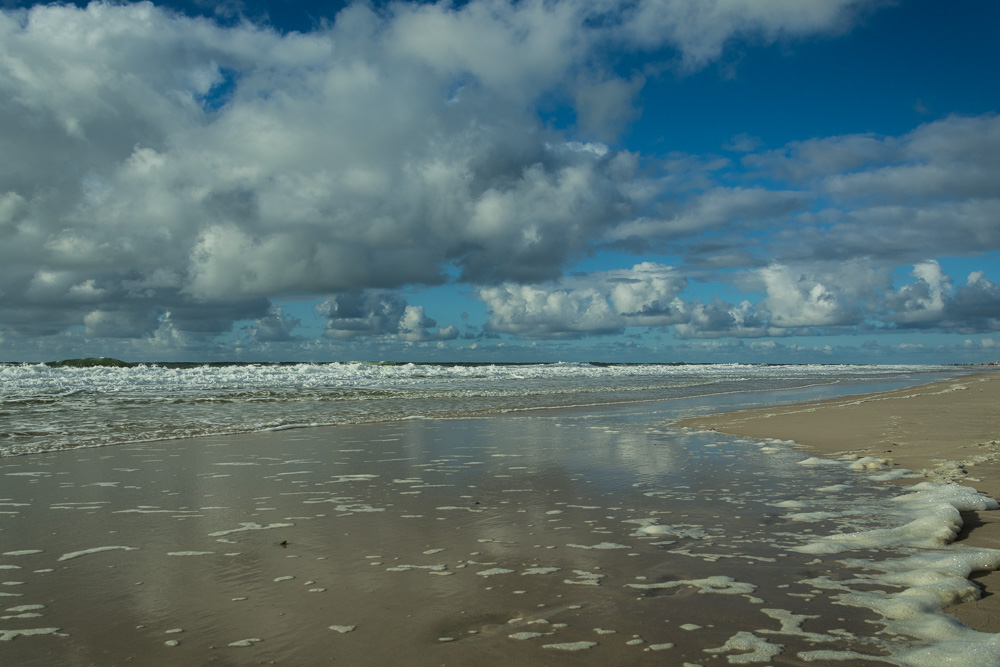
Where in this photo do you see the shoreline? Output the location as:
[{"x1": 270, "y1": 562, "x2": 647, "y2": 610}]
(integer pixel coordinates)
[
  {"x1": 4, "y1": 410, "x2": 904, "y2": 666},
  {"x1": 675, "y1": 370, "x2": 1000, "y2": 632},
  {"x1": 3, "y1": 371, "x2": 999, "y2": 664}
]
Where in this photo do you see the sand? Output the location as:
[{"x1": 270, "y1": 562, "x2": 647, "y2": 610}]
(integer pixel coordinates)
[{"x1": 677, "y1": 370, "x2": 1000, "y2": 632}]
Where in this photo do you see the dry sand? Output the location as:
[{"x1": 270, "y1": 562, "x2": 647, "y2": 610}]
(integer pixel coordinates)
[{"x1": 677, "y1": 370, "x2": 1000, "y2": 632}]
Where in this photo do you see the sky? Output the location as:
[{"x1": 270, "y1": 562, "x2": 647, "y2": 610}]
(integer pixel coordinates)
[{"x1": 1, "y1": 0, "x2": 998, "y2": 364}]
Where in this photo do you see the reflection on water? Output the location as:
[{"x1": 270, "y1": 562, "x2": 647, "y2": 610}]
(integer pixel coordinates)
[
  {"x1": 1, "y1": 402, "x2": 963, "y2": 665},
  {"x1": 1, "y1": 361, "x2": 960, "y2": 455}
]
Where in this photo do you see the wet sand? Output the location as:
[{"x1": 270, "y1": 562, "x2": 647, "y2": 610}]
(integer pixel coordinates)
[
  {"x1": 3, "y1": 375, "x2": 998, "y2": 665},
  {"x1": 2, "y1": 403, "x2": 926, "y2": 666},
  {"x1": 677, "y1": 370, "x2": 1000, "y2": 632}
]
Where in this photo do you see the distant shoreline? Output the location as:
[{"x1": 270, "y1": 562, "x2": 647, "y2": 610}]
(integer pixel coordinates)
[{"x1": 6, "y1": 357, "x2": 996, "y2": 368}]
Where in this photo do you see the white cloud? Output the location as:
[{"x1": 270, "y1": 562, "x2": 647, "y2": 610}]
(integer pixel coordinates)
[
  {"x1": 399, "y1": 306, "x2": 460, "y2": 343},
  {"x1": 759, "y1": 264, "x2": 862, "y2": 328},
  {"x1": 4, "y1": 1, "x2": 636, "y2": 336},
  {"x1": 885, "y1": 260, "x2": 951, "y2": 325},
  {"x1": 616, "y1": 0, "x2": 874, "y2": 71},
  {"x1": 882, "y1": 262, "x2": 1000, "y2": 333},
  {"x1": 672, "y1": 298, "x2": 771, "y2": 339},
  {"x1": 673, "y1": 260, "x2": 999, "y2": 338},
  {"x1": 5, "y1": 0, "x2": 995, "y2": 355},
  {"x1": 318, "y1": 291, "x2": 458, "y2": 342},
  {"x1": 480, "y1": 284, "x2": 623, "y2": 339},
  {"x1": 480, "y1": 263, "x2": 688, "y2": 338}
]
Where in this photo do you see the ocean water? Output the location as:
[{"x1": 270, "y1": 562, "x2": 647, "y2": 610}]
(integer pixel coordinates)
[{"x1": 0, "y1": 361, "x2": 963, "y2": 457}]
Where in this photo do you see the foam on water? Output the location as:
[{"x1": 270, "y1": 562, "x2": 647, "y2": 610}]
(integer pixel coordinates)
[
  {"x1": 705, "y1": 632, "x2": 783, "y2": 663},
  {"x1": 543, "y1": 641, "x2": 598, "y2": 651},
  {"x1": 765, "y1": 454, "x2": 1000, "y2": 666},
  {"x1": 0, "y1": 362, "x2": 956, "y2": 456},
  {"x1": 794, "y1": 481, "x2": 999, "y2": 555},
  {"x1": 207, "y1": 522, "x2": 294, "y2": 537},
  {"x1": 329, "y1": 625, "x2": 356, "y2": 633},
  {"x1": 1, "y1": 366, "x2": 995, "y2": 665},
  {"x1": 0, "y1": 627, "x2": 61, "y2": 641},
  {"x1": 57, "y1": 546, "x2": 137, "y2": 561}
]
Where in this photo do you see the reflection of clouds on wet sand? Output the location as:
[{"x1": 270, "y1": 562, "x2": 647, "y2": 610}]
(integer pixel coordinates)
[{"x1": 0, "y1": 412, "x2": 998, "y2": 664}]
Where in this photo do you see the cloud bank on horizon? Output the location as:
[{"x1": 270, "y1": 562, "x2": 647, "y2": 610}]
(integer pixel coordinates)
[{"x1": 1, "y1": 0, "x2": 998, "y2": 363}]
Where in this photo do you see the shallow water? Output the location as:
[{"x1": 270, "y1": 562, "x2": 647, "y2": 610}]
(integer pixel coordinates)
[
  {"x1": 2, "y1": 390, "x2": 997, "y2": 665},
  {"x1": 0, "y1": 361, "x2": 961, "y2": 456}
]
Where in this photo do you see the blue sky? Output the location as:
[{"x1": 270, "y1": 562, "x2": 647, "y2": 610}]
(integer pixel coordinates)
[{"x1": 1, "y1": 0, "x2": 998, "y2": 364}]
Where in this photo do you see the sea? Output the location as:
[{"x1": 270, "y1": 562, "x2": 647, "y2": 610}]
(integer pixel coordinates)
[
  {"x1": 0, "y1": 360, "x2": 967, "y2": 457},
  {"x1": 3, "y1": 360, "x2": 999, "y2": 665}
]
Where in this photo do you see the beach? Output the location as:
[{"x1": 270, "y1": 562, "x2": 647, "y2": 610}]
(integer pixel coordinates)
[
  {"x1": 677, "y1": 371, "x2": 1000, "y2": 634},
  {"x1": 2, "y1": 368, "x2": 1000, "y2": 665}
]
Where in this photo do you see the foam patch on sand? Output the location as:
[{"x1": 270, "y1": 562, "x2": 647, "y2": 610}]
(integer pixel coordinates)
[
  {"x1": 704, "y1": 631, "x2": 783, "y2": 663},
  {"x1": 386, "y1": 564, "x2": 447, "y2": 572},
  {"x1": 0, "y1": 627, "x2": 60, "y2": 641},
  {"x1": 57, "y1": 546, "x2": 137, "y2": 561},
  {"x1": 543, "y1": 641, "x2": 597, "y2": 651},
  {"x1": 645, "y1": 643, "x2": 674, "y2": 651},
  {"x1": 566, "y1": 542, "x2": 630, "y2": 550},
  {"x1": 208, "y1": 522, "x2": 294, "y2": 537},
  {"x1": 329, "y1": 625, "x2": 356, "y2": 633},
  {"x1": 625, "y1": 519, "x2": 708, "y2": 540},
  {"x1": 627, "y1": 576, "x2": 757, "y2": 595},
  {"x1": 476, "y1": 568, "x2": 515, "y2": 577},
  {"x1": 794, "y1": 483, "x2": 998, "y2": 555},
  {"x1": 797, "y1": 457, "x2": 842, "y2": 467},
  {"x1": 782, "y1": 480, "x2": 1000, "y2": 666},
  {"x1": 564, "y1": 570, "x2": 606, "y2": 586},
  {"x1": 229, "y1": 637, "x2": 263, "y2": 647},
  {"x1": 801, "y1": 560, "x2": 1000, "y2": 666},
  {"x1": 331, "y1": 474, "x2": 379, "y2": 483}
]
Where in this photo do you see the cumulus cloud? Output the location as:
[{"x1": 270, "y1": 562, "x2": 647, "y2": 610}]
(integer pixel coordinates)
[
  {"x1": 249, "y1": 306, "x2": 301, "y2": 343},
  {"x1": 318, "y1": 291, "x2": 458, "y2": 342},
  {"x1": 672, "y1": 259, "x2": 1000, "y2": 339},
  {"x1": 672, "y1": 298, "x2": 771, "y2": 339},
  {"x1": 5, "y1": 0, "x2": 997, "y2": 357},
  {"x1": 884, "y1": 261, "x2": 1000, "y2": 333},
  {"x1": 480, "y1": 263, "x2": 688, "y2": 338},
  {"x1": 481, "y1": 284, "x2": 623, "y2": 339},
  {"x1": 0, "y1": 0, "x2": 890, "y2": 346},
  {"x1": 884, "y1": 260, "x2": 952, "y2": 326},
  {"x1": 670, "y1": 260, "x2": 1000, "y2": 339},
  {"x1": 758, "y1": 264, "x2": 867, "y2": 328}
]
